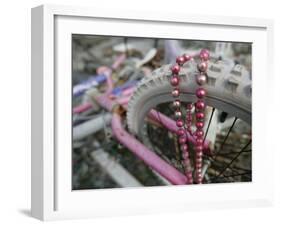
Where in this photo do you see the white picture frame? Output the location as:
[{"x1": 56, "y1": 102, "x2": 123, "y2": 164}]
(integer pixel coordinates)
[{"x1": 31, "y1": 4, "x2": 274, "y2": 221}]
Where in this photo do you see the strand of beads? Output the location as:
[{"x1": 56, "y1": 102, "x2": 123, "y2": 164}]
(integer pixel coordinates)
[
  {"x1": 184, "y1": 103, "x2": 194, "y2": 182},
  {"x1": 186, "y1": 103, "x2": 193, "y2": 134},
  {"x1": 194, "y1": 49, "x2": 209, "y2": 184},
  {"x1": 170, "y1": 54, "x2": 193, "y2": 184}
]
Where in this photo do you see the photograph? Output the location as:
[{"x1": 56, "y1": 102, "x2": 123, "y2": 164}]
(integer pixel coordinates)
[
  {"x1": 28, "y1": 2, "x2": 279, "y2": 221},
  {"x1": 72, "y1": 35, "x2": 252, "y2": 190}
]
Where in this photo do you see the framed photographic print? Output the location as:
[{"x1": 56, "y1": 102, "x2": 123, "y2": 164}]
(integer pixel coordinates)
[{"x1": 31, "y1": 4, "x2": 274, "y2": 221}]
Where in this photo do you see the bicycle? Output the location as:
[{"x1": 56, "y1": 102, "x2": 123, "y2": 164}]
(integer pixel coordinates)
[{"x1": 72, "y1": 37, "x2": 252, "y2": 187}]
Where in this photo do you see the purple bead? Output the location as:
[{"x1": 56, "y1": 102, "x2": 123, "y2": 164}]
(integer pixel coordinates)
[
  {"x1": 181, "y1": 144, "x2": 188, "y2": 152},
  {"x1": 176, "y1": 56, "x2": 185, "y2": 65},
  {"x1": 196, "y1": 121, "x2": 204, "y2": 129},
  {"x1": 196, "y1": 159, "x2": 203, "y2": 167},
  {"x1": 195, "y1": 129, "x2": 204, "y2": 137},
  {"x1": 196, "y1": 74, "x2": 208, "y2": 86},
  {"x1": 196, "y1": 152, "x2": 203, "y2": 159},
  {"x1": 195, "y1": 145, "x2": 203, "y2": 152},
  {"x1": 199, "y1": 49, "x2": 210, "y2": 61},
  {"x1": 187, "y1": 180, "x2": 193, "y2": 184},
  {"x1": 196, "y1": 112, "x2": 205, "y2": 120},
  {"x1": 172, "y1": 100, "x2": 181, "y2": 108},
  {"x1": 177, "y1": 128, "x2": 185, "y2": 137},
  {"x1": 197, "y1": 61, "x2": 208, "y2": 72},
  {"x1": 170, "y1": 76, "x2": 180, "y2": 86},
  {"x1": 186, "y1": 172, "x2": 193, "y2": 183},
  {"x1": 196, "y1": 156, "x2": 203, "y2": 163},
  {"x1": 182, "y1": 151, "x2": 189, "y2": 159},
  {"x1": 196, "y1": 88, "x2": 206, "y2": 99},
  {"x1": 196, "y1": 162, "x2": 202, "y2": 169},
  {"x1": 196, "y1": 176, "x2": 202, "y2": 182},
  {"x1": 195, "y1": 100, "x2": 206, "y2": 110},
  {"x1": 177, "y1": 128, "x2": 185, "y2": 136},
  {"x1": 187, "y1": 103, "x2": 193, "y2": 110},
  {"x1": 187, "y1": 179, "x2": 193, "y2": 184},
  {"x1": 196, "y1": 171, "x2": 202, "y2": 176},
  {"x1": 179, "y1": 136, "x2": 186, "y2": 144},
  {"x1": 176, "y1": 119, "x2": 184, "y2": 127},
  {"x1": 196, "y1": 137, "x2": 204, "y2": 145},
  {"x1": 172, "y1": 88, "x2": 180, "y2": 97},
  {"x1": 186, "y1": 114, "x2": 192, "y2": 121},
  {"x1": 196, "y1": 176, "x2": 202, "y2": 183},
  {"x1": 171, "y1": 64, "x2": 180, "y2": 74},
  {"x1": 187, "y1": 171, "x2": 193, "y2": 178},
  {"x1": 183, "y1": 54, "x2": 191, "y2": 62}
]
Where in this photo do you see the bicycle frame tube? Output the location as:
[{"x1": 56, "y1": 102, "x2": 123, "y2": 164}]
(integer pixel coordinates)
[
  {"x1": 73, "y1": 54, "x2": 126, "y2": 97},
  {"x1": 73, "y1": 102, "x2": 92, "y2": 114},
  {"x1": 111, "y1": 113, "x2": 187, "y2": 185},
  {"x1": 73, "y1": 82, "x2": 135, "y2": 114}
]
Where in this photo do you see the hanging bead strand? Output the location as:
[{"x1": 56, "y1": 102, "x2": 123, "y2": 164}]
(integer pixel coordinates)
[
  {"x1": 170, "y1": 54, "x2": 193, "y2": 184},
  {"x1": 194, "y1": 49, "x2": 209, "y2": 184},
  {"x1": 183, "y1": 103, "x2": 194, "y2": 184}
]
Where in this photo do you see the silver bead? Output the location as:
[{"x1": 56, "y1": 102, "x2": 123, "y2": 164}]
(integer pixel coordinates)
[
  {"x1": 196, "y1": 74, "x2": 207, "y2": 86},
  {"x1": 175, "y1": 110, "x2": 182, "y2": 119},
  {"x1": 197, "y1": 61, "x2": 208, "y2": 72},
  {"x1": 172, "y1": 100, "x2": 181, "y2": 108},
  {"x1": 172, "y1": 88, "x2": 180, "y2": 97}
]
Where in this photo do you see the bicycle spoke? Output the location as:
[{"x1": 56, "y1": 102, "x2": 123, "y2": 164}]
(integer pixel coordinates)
[
  {"x1": 220, "y1": 165, "x2": 252, "y2": 180},
  {"x1": 207, "y1": 154, "x2": 251, "y2": 182},
  {"x1": 203, "y1": 107, "x2": 215, "y2": 142},
  {"x1": 231, "y1": 165, "x2": 252, "y2": 173},
  {"x1": 213, "y1": 117, "x2": 238, "y2": 158},
  {"x1": 218, "y1": 149, "x2": 251, "y2": 157},
  {"x1": 212, "y1": 140, "x2": 251, "y2": 180},
  {"x1": 222, "y1": 172, "x2": 251, "y2": 178}
]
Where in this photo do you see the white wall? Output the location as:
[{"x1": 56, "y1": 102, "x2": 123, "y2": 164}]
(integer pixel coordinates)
[{"x1": 0, "y1": 0, "x2": 280, "y2": 225}]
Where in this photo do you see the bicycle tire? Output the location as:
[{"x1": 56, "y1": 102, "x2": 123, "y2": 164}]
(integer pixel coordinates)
[{"x1": 127, "y1": 59, "x2": 251, "y2": 138}]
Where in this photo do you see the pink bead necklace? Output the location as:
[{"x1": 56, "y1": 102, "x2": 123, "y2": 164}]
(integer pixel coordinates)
[{"x1": 170, "y1": 49, "x2": 209, "y2": 184}]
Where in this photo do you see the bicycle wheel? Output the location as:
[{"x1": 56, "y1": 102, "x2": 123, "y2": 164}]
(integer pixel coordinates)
[{"x1": 126, "y1": 58, "x2": 252, "y2": 184}]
